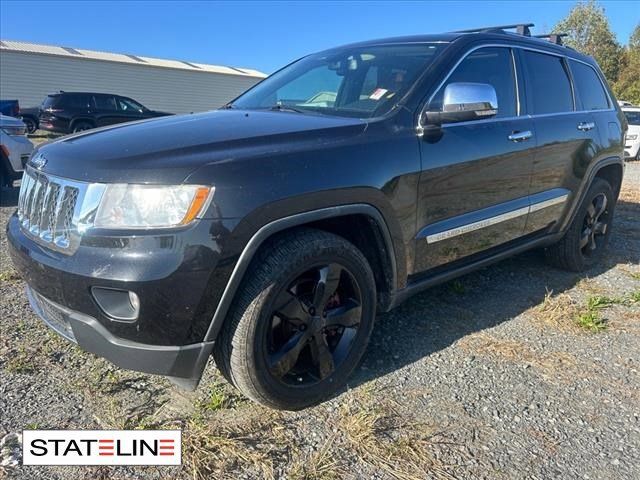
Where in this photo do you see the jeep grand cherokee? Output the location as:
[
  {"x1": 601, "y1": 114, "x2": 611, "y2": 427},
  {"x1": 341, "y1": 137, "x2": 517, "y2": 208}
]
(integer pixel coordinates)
[{"x1": 7, "y1": 24, "x2": 626, "y2": 410}]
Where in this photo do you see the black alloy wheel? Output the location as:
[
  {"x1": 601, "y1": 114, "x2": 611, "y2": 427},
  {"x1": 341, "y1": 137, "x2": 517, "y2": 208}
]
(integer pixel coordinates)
[
  {"x1": 267, "y1": 262, "x2": 363, "y2": 386},
  {"x1": 214, "y1": 229, "x2": 376, "y2": 410},
  {"x1": 579, "y1": 192, "x2": 609, "y2": 257}
]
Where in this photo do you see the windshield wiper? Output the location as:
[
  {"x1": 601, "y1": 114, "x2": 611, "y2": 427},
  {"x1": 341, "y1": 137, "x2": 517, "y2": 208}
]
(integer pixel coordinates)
[{"x1": 269, "y1": 104, "x2": 307, "y2": 114}]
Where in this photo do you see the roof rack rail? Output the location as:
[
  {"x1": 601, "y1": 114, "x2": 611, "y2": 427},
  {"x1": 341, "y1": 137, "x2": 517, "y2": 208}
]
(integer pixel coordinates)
[
  {"x1": 533, "y1": 33, "x2": 568, "y2": 46},
  {"x1": 456, "y1": 23, "x2": 534, "y2": 36}
]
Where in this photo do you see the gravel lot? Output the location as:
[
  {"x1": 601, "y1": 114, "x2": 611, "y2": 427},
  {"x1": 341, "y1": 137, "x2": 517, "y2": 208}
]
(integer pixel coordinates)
[{"x1": 1, "y1": 163, "x2": 638, "y2": 480}]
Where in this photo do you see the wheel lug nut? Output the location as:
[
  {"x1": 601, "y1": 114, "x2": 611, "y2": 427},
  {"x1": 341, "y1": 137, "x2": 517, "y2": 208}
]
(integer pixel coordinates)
[{"x1": 309, "y1": 307, "x2": 315, "y2": 316}]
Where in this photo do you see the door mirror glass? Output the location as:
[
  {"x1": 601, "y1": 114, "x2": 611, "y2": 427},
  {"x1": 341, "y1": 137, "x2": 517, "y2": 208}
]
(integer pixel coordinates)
[{"x1": 424, "y1": 82, "x2": 498, "y2": 125}]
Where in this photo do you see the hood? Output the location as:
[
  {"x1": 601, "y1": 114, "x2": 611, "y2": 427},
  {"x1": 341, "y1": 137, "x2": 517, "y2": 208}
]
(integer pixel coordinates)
[
  {"x1": 34, "y1": 109, "x2": 367, "y2": 184},
  {"x1": 627, "y1": 124, "x2": 640, "y2": 135},
  {"x1": 0, "y1": 114, "x2": 26, "y2": 127}
]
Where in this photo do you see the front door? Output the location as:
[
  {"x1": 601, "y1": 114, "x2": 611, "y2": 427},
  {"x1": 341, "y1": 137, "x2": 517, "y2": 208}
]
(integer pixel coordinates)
[{"x1": 414, "y1": 46, "x2": 535, "y2": 273}]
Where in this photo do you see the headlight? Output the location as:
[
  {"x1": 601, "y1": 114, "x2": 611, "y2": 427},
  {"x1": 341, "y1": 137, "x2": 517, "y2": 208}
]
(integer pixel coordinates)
[
  {"x1": 1, "y1": 125, "x2": 26, "y2": 136},
  {"x1": 627, "y1": 134, "x2": 638, "y2": 140},
  {"x1": 94, "y1": 184, "x2": 213, "y2": 229}
]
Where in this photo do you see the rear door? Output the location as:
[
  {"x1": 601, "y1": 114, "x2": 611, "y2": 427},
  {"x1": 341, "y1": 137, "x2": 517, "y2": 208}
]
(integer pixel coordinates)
[
  {"x1": 92, "y1": 94, "x2": 124, "y2": 127},
  {"x1": 520, "y1": 50, "x2": 601, "y2": 234},
  {"x1": 414, "y1": 46, "x2": 536, "y2": 273}
]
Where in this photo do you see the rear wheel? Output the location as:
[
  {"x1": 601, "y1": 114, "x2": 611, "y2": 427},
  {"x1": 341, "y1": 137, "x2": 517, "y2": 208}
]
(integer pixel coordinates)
[
  {"x1": 21, "y1": 116, "x2": 37, "y2": 134},
  {"x1": 72, "y1": 121, "x2": 93, "y2": 133},
  {"x1": 545, "y1": 178, "x2": 615, "y2": 271},
  {"x1": 213, "y1": 229, "x2": 376, "y2": 410}
]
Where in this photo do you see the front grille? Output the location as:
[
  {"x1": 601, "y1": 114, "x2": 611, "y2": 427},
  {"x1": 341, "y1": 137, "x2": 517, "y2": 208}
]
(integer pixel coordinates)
[{"x1": 17, "y1": 167, "x2": 84, "y2": 253}]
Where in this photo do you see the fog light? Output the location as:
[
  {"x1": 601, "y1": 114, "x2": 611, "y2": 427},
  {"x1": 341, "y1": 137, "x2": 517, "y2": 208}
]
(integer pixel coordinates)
[{"x1": 91, "y1": 287, "x2": 140, "y2": 322}]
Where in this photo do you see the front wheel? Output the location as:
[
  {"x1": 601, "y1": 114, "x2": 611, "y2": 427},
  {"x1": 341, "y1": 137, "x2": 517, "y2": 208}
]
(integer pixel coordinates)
[
  {"x1": 213, "y1": 229, "x2": 376, "y2": 410},
  {"x1": 545, "y1": 178, "x2": 615, "y2": 272}
]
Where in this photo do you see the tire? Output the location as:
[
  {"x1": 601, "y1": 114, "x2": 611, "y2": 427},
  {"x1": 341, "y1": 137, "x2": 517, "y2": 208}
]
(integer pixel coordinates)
[
  {"x1": 72, "y1": 121, "x2": 93, "y2": 133},
  {"x1": 21, "y1": 116, "x2": 37, "y2": 134},
  {"x1": 213, "y1": 228, "x2": 376, "y2": 410},
  {"x1": 545, "y1": 178, "x2": 615, "y2": 272}
]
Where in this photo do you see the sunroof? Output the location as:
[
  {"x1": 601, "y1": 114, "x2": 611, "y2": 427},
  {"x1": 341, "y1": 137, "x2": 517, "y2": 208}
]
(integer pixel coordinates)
[
  {"x1": 62, "y1": 47, "x2": 82, "y2": 55},
  {"x1": 125, "y1": 54, "x2": 146, "y2": 63}
]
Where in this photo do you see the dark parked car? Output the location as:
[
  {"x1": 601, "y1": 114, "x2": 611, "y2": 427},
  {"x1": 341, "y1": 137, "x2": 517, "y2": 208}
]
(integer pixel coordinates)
[
  {"x1": 38, "y1": 92, "x2": 172, "y2": 134},
  {"x1": 8, "y1": 24, "x2": 626, "y2": 410},
  {"x1": 18, "y1": 107, "x2": 39, "y2": 134}
]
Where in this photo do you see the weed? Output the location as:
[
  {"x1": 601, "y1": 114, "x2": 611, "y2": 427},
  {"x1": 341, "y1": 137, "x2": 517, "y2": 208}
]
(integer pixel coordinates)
[
  {"x1": 4, "y1": 345, "x2": 38, "y2": 374},
  {"x1": 449, "y1": 280, "x2": 465, "y2": 294},
  {"x1": 199, "y1": 382, "x2": 244, "y2": 412},
  {"x1": 0, "y1": 270, "x2": 20, "y2": 282},
  {"x1": 576, "y1": 310, "x2": 607, "y2": 332}
]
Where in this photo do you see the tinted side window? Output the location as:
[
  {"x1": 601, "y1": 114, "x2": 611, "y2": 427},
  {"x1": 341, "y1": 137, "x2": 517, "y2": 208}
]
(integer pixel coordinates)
[
  {"x1": 569, "y1": 60, "x2": 609, "y2": 111},
  {"x1": 432, "y1": 47, "x2": 517, "y2": 118},
  {"x1": 522, "y1": 51, "x2": 573, "y2": 114},
  {"x1": 93, "y1": 95, "x2": 118, "y2": 111},
  {"x1": 58, "y1": 95, "x2": 91, "y2": 109}
]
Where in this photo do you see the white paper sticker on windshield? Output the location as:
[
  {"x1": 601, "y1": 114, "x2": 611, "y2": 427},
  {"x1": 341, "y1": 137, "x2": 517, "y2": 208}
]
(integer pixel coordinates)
[{"x1": 369, "y1": 88, "x2": 388, "y2": 100}]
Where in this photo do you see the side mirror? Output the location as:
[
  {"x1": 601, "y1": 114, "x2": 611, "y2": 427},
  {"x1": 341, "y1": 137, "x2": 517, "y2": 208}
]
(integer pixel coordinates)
[{"x1": 423, "y1": 82, "x2": 498, "y2": 125}]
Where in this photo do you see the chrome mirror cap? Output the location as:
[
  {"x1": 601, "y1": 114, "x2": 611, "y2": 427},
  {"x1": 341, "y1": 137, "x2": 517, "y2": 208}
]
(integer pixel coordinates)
[{"x1": 423, "y1": 82, "x2": 499, "y2": 126}]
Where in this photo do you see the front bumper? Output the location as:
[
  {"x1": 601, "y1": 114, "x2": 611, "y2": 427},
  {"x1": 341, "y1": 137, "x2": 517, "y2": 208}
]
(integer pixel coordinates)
[
  {"x1": 7, "y1": 212, "x2": 234, "y2": 345},
  {"x1": 27, "y1": 286, "x2": 213, "y2": 382},
  {"x1": 624, "y1": 140, "x2": 639, "y2": 159}
]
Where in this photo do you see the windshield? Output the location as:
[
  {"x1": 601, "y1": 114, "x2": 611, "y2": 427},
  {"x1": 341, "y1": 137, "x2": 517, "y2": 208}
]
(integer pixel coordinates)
[
  {"x1": 624, "y1": 111, "x2": 640, "y2": 125},
  {"x1": 231, "y1": 43, "x2": 444, "y2": 118}
]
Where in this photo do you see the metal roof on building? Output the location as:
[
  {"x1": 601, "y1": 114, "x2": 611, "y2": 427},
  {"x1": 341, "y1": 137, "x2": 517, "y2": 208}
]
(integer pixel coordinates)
[{"x1": 0, "y1": 39, "x2": 267, "y2": 78}]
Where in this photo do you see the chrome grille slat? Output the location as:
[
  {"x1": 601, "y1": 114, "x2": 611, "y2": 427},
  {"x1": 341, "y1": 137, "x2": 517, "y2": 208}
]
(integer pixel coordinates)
[{"x1": 17, "y1": 166, "x2": 90, "y2": 255}]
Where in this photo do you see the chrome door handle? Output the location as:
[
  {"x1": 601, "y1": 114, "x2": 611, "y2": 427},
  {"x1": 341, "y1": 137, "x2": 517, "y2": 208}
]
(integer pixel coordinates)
[
  {"x1": 577, "y1": 122, "x2": 595, "y2": 131},
  {"x1": 508, "y1": 130, "x2": 533, "y2": 142}
]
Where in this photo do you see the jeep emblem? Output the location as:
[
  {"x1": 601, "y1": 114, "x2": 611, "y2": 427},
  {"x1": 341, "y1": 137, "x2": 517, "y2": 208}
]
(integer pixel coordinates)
[{"x1": 30, "y1": 153, "x2": 47, "y2": 170}]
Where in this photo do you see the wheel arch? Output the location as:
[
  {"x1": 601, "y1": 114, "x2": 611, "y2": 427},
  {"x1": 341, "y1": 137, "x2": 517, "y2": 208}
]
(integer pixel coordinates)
[
  {"x1": 70, "y1": 117, "x2": 95, "y2": 130},
  {"x1": 203, "y1": 204, "x2": 398, "y2": 344},
  {"x1": 560, "y1": 156, "x2": 624, "y2": 232}
]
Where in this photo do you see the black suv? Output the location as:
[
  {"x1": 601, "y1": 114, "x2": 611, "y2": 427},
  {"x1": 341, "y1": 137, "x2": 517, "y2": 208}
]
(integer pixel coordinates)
[
  {"x1": 38, "y1": 92, "x2": 171, "y2": 134},
  {"x1": 8, "y1": 25, "x2": 626, "y2": 410}
]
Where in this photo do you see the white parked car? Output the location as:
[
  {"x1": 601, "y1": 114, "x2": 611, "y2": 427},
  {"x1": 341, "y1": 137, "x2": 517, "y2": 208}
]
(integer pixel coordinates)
[
  {"x1": 622, "y1": 107, "x2": 640, "y2": 161},
  {"x1": 0, "y1": 114, "x2": 34, "y2": 188}
]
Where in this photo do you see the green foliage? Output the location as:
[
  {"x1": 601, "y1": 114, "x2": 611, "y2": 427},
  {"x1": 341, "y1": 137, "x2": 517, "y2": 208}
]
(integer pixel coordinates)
[
  {"x1": 554, "y1": 0, "x2": 623, "y2": 83},
  {"x1": 613, "y1": 23, "x2": 640, "y2": 105}
]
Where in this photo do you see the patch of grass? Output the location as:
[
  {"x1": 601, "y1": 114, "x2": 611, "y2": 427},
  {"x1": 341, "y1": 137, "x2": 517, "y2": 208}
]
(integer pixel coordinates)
[
  {"x1": 534, "y1": 290, "x2": 580, "y2": 330},
  {"x1": 459, "y1": 333, "x2": 576, "y2": 378},
  {"x1": 183, "y1": 410, "x2": 289, "y2": 480},
  {"x1": 0, "y1": 270, "x2": 21, "y2": 282},
  {"x1": 4, "y1": 345, "x2": 38, "y2": 374},
  {"x1": 576, "y1": 310, "x2": 608, "y2": 332},
  {"x1": 533, "y1": 291, "x2": 635, "y2": 333},
  {"x1": 335, "y1": 388, "x2": 460, "y2": 480},
  {"x1": 199, "y1": 382, "x2": 245, "y2": 412},
  {"x1": 631, "y1": 290, "x2": 640, "y2": 303},
  {"x1": 289, "y1": 438, "x2": 341, "y2": 480}
]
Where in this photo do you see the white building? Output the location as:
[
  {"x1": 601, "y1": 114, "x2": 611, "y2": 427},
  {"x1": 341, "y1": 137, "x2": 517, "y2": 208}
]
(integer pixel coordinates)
[{"x1": 0, "y1": 40, "x2": 266, "y2": 113}]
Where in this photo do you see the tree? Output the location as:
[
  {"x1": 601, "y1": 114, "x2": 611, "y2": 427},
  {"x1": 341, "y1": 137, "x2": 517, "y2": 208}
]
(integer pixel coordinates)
[
  {"x1": 614, "y1": 24, "x2": 640, "y2": 105},
  {"x1": 555, "y1": 0, "x2": 623, "y2": 83},
  {"x1": 630, "y1": 23, "x2": 640, "y2": 50}
]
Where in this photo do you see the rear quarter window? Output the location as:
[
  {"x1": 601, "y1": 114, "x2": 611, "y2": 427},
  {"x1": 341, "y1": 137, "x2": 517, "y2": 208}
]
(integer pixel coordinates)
[
  {"x1": 58, "y1": 95, "x2": 91, "y2": 109},
  {"x1": 522, "y1": 50, "x2": 573, "y2": 115},
  {"x1": 569, "y1": 60, "x2": 610, "y2": 111}
]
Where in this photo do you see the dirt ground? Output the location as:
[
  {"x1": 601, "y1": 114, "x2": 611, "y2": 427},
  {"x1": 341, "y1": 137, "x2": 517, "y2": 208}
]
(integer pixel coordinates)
[{"x1": 0, "y1": 163, "x2": 638, "y2": 480}]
